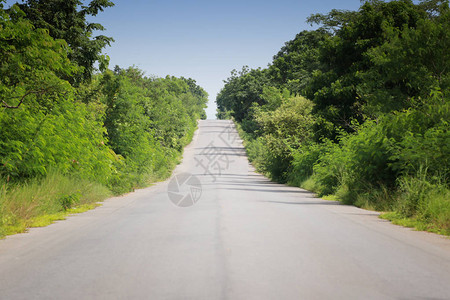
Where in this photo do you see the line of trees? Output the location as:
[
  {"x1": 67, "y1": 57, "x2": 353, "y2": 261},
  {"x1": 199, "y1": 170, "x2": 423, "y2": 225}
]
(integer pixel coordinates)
[
  {"x1": 0, "y1": 0, "x2": 207, "y2": 236},
  {"x1": 217, "y1": 0, "x2": 449, "y2": 234}
]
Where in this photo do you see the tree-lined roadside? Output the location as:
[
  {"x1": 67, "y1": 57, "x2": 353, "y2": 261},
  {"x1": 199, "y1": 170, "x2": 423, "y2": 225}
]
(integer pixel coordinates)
[
  {"x1": 217, "y1": 0, "x2": 450, "y2": 235},
  {"x1": 1, "y1": 120, "x2": 450, "y2": 300},
  {"x1": 0, "y1": 0, "x2": 208, "y2": 238}
]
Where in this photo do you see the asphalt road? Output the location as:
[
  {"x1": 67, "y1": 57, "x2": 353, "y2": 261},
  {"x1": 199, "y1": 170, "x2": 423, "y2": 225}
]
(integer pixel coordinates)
[{"x1": 1, "y1": 120, "x2": 450, "y2": 300}]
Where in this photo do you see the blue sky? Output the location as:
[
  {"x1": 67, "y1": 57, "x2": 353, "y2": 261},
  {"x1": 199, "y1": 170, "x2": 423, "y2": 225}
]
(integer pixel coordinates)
[
  {"x1": 94, "y1": 0, "x2": 364, "y2": 119},
  {"x1": 6, "y1": 0, "x2": 363, "y2": 118}
]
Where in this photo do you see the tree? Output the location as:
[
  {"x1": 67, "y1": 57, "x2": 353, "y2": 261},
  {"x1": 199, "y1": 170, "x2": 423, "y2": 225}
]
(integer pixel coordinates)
[
  {"x1": 216, "y1": 66, "x2": 269, "y2": 122},
  {"x1": 14, "y1": 0, "x2": 114, "y2": 84},
  {"x1": 360, "y1": 0, "x2": 450, "y2": 116},
  {"x1": 268, "y1": 29, "x2": 328, "y2": 94},
  {"x1": 250, "y1": 87, "x2": 315, "y2": 181},
  {"x1": 305, "y1": 0, "x2": 430, "y2": 140},
  {"x1": 0, "y1": 4, "x2": 79, "y2": 110},
  {"x1": 0, "y1": 4, "x2": 115, "y2": 181}
]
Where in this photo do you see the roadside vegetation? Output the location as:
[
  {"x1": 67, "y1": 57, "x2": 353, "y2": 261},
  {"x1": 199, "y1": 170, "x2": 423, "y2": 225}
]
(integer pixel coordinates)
[
  {"x1": 0, "y1": 0, "x2": 208, "y2": 238},
  {"x1": 217, "y1": 0, "x2": 450, "y2": 235}
]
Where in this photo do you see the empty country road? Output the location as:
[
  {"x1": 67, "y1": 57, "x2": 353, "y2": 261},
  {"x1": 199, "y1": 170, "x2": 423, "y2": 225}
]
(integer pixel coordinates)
[{"x1": 1, "y1": 120, "x2": 450, "y2": 300}]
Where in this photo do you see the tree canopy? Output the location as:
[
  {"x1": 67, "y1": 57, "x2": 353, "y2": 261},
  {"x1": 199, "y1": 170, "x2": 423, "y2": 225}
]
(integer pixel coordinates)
[{"x1": 15, "y1": 0, "x2": 115, "y2": 83}]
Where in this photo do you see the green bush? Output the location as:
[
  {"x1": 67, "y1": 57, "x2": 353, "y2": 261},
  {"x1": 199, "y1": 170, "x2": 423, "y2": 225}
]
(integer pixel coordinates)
[
  {"x1": 307, "y1": 93, "x2": 448, "y2": 204},
  {"x1": 58, "y1": 193, "x2": 81, "y2": 211},
  {"x1": 288, "y1": 142, "x2": 328, "y2": 187},
  {"x1": 245, "y1": 137, "x2": 268, "y2": 172},
  {"x1": 308, "y1": 140, "x2": 344, "y2": 196},
  {"x1": 389, "y1": 93, "x2": 449, "y2": 183},
  {"x1": 392, "y1": 169, "x2": 450, "y2": 234},
  {"x1": 251, "y1": 92, "x2": 315, "y2": 181}
]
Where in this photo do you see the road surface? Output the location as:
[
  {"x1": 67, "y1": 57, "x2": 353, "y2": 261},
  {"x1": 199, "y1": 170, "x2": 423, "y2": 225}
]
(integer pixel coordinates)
[{"x1": 1, "y1": 120, "x2": 450, "y2": 299}]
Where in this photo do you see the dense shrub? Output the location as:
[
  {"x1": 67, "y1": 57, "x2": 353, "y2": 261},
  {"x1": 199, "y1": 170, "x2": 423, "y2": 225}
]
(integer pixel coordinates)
[{"x1": 246, "y1": 88, "x2": 314, "y2": 181}]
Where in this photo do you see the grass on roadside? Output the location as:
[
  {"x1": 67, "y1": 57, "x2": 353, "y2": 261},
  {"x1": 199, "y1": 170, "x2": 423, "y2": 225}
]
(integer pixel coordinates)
[
  {"x1": 0, "y1": 171, "x2": 111, "y2": 238},
  {"x1": 380, "y1": 212, "x2": 450, "y2": 236},
  {"x1": 299, "y1": 175, "x2": 450, "y2": 236}
]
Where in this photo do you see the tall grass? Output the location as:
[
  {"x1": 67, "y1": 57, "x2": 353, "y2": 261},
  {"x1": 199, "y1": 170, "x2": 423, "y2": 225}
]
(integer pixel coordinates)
[
  {"x1": 385, "y1": 171, "x2": 450, "y2": 235},
  {"x1": 0, "y1": 171, "x2": 111, "y2": 238}
]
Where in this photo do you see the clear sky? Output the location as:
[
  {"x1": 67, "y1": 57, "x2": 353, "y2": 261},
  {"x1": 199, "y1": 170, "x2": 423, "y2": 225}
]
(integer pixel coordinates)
[
  {"x1": 6, "y1": 0, "x2": 363, "y2": 118},
  {"x1": 89, "y1": 0, "x2": 366, "y2": 119}
]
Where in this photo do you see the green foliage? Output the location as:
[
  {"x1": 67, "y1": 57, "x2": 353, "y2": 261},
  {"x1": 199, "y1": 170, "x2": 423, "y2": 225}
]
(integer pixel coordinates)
[
  {"x1": 306, "y1": 90, "x2": 448, "y2": 201},
  {"x1": 388, "y1": 92, "x2": 449, "y2": 182},
  {"x1": 243, "y1": 88, "x2": 315, "y2": 181},
  {"x1": 223, "y1": 0, "x2": 450, "y2": 234},
  {"x1": 99, "y1": 67, "x2": 207, "y2": 192},
  {"x1": 307, "y1": 140, "x2": 345, "y2": 196},
  {"x1": 0, "y1": 95, "x2": 117, "y2": 184},
  {"x1": 0, "y1": 3, "x2": 208, "y2": 236},
  {"x1": 243, "y1": 136, "x2": 268, "y2": 174},
  {"x1": 0, "y1": 5, "x2": 114, "y2": 184},
  {"x1": 307, "y1": 0, "x2": 427, "y2": 139},
  {"x1": 360, "y1": 2, "x2": 450, "y2": 116},
  {"x1": 388, "y1": 171, "x2": 450, "y2": 234},
  {"x1": 268, "y1": 29, "x2": 328, "y2": 94},
  {"x1": 58, "y1": 192, "x2": 81, "y2": 211},
  {"x1": 0, "y1": 4, "x2": 79, "y2": 110},
  {"x1": 288, "y1": 142, "x2": 329, "y2": 188},
  {"x1": 216, "y1": 66, "x2": 269, "y2": 122},
  {"x1": 0, "y1": 171, "x2": 111, "y2": 238},
  {"x1": 15, "y1": 0, "x2": 115, "y2": 83}
]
